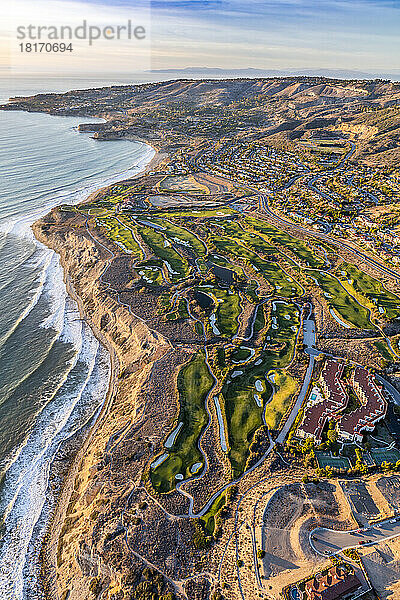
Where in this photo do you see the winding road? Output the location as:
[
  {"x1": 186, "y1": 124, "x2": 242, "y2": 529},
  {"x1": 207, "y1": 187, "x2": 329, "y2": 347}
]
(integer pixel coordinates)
[{"x1": 310, "y1": 517, "x2": 400, "y2": 557}]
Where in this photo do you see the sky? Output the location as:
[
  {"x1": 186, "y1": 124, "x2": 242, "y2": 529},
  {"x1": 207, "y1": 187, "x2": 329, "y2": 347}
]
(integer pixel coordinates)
[
  {"x1": 1, "y1": 0, "x2": 400, "y2": 79},
  {"x1": 150, "y1": 0, "x2": 400, "y2": 72}
]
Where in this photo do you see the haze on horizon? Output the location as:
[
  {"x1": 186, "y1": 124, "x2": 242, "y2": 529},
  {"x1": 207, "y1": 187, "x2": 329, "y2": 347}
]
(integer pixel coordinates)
[{"x1": 1, "y1": 0, "x2": 400, "y2": 80}]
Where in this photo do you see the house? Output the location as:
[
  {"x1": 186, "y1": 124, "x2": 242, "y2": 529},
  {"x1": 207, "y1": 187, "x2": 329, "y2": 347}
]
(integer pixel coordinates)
[
  {"x1": 297, "y1": 360, "x2": 348, "y2": 442},
  {"x1": 304, "y1": 565, "x2": 361, "y2": 600},
  {"x1": 338, "y1": 366, "x2": 387, "y2": 443},
  {"x1": 297, "y1": 361, "x2": 387, "y2": 444}
]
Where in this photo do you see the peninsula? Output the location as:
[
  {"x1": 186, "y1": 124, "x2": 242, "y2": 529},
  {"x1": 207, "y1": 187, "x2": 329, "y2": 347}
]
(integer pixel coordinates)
[{"x1": 4, "y1": 76, "x2": 400, "y2": 600}]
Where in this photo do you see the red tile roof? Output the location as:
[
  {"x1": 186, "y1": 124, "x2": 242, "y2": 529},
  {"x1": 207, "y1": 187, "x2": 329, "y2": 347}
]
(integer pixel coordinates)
[
  {"x1": 339, "y1": 366, "x2": 387, "y2": 439},
  {"x1": 299, "y1": 360, "x2": 348, "y2": 441},
  {"x1": 305, "y1": 566, "x2": 361, "y2": 600},
  {"x1": 299, "y1": 361, "x2": 387, "y2": 443}
]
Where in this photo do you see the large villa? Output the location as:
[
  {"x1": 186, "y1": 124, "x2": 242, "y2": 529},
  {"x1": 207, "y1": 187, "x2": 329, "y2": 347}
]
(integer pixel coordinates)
[
  {"x1": 283, "y1": 564, "x2": 362, "y2": 600},
  {"x1": 339, "y1": 366, "x2": 388, "y2": 442}
]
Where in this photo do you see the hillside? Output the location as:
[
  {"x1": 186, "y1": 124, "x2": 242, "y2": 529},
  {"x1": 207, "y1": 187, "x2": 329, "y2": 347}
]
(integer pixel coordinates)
[{"x1": 3, "y1": 76, "x2": 400, "y2": 165}]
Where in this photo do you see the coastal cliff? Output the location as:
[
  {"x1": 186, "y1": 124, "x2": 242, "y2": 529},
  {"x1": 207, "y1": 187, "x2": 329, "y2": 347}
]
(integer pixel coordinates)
[
  {"x1": 32, "y1": 210, "x2": 181, "y2": 600},
  {"x1": 33, "y1": 208, "x2": 167, "y2": 375},
  {"x1": 6, "y1": 75, "x2": 400, "y2": 600}
]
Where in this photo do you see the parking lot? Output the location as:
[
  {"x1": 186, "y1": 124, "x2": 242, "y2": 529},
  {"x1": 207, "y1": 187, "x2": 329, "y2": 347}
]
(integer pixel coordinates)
[{"x1": 310, "y1": 517, "x2": 400, "y2": 556}]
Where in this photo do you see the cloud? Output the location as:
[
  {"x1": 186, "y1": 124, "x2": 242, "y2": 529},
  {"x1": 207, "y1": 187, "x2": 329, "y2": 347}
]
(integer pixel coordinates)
[
  {"x1": 3, "y1": 0, "x2": 151, "y2": 74},
  {"x1": 2, "y1": 0, "x2": 399, "y2": 76}
]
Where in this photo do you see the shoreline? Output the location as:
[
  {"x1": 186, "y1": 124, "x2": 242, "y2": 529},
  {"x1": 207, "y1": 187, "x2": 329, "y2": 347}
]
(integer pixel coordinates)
[
  {"x1": 33, "y1": 138, "x2": 163, "y2": 599},
  {"x1": 0, "y1": 105, "x2": 166, "y2": 597},
  {"x1": 38, "y1": 272, "x2": 120, "y2": 600}
]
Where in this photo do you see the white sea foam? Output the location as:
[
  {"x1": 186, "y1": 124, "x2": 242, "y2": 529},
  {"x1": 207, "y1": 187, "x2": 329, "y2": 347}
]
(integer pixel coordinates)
[
  {"x1": 0, "y1": 113, "x2": 154, "y2": 598},
  {"x1": 0, "y1": 144, "x2": 154, "y2": 238},
  {"x1": 0, "y1": 250, "x2": 55, "y2": 349},
  {"x1": 0, "y1": 299, "x2": 86, "y2": 499},
  {"x1": 39, "y1": 253, "x2": 68, "y2": 330},
  {"x1": 0, "y1": 329, "x2": 110, "y2": 600}
]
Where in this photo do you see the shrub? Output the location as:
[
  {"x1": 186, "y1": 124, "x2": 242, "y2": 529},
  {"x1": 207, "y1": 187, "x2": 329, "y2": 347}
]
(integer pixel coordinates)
[
  {"x1": 89, "y1": 577, "x2": 103, "y2": 596},
  {"x1": 192, "y1": 520, "x2": 211, "y2": 550}
]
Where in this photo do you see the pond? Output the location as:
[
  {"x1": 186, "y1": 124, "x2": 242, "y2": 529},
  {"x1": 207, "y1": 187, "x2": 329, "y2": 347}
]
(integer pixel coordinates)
[
  {"x1": 195, "y1": 290, "x2": 214, "y2": 309},
  {"x1": 211, "y1": 263, "x2": 235, "y2": 284}
]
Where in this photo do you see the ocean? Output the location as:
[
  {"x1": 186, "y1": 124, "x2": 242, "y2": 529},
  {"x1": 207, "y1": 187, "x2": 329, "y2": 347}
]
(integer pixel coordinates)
[{"x1": 0, "y1": 76, "x2": 154, "y2": 599}]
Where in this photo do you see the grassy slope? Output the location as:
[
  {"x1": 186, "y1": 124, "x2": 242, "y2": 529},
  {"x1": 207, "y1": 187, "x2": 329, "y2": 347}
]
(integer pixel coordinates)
[
  {"x1": 150, "y1": 353, "x2": 214, "y2": 493},
  {"x1": 138, "y1": 225, "x2": 190, "y2": 281},
  {"x1": 223, "y1": 302, "x2": 300, "y2": 475},
  {"x1": 151, "y1": 216, "x2": 207, "y2": 257},
  {"x1": 212, "y1": 234, "x2": 302, "y2": 297},
  {"x1": 339, "y1": 263, "x2": 400, "y2": 321},
  {"x1": 264, "y1": 370, "x2": 298, "y2": 430},
  {"x1": 97, "y1": 216, "x2": 143, "y2": 257},
  {"x1": 214, "y1": 288, "x2": 241, "y2": 336},
  {"x1": 247, "y1": 217, "x2": 325, "y2": 268},
  {"x1": 307, "y1": 269, "x2": 372, "y2": 329}
]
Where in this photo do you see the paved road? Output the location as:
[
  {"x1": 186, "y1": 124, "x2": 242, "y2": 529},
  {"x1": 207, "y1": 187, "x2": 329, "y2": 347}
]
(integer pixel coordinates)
[
  {"x1": 193, "y1": 141, "x2": 395, "y2": 289},
  {"x1": 376, "y1": 375, "x2": 400, "y2": 406},
  {"x1": 311, "y1": 518, "x2": 400, "y2": 556},
  {"x1": 277, "y1": 356, "x2": 314, "y2": 444},
  {"x1": 303, "y1": 318, "x2": 316, "y2": 348},
  {"x1": 305, "y1": 347, "x2": 323, "y2": 357},
  {"x1": 276, "y1": 316, "x2": 316, "y2": 443},
  {"x1": 261, "y1": 198, "x2": 400, "y2": 284},
  {"x1": 189, "y1": 313, "x2": 318, "y2": 512}
]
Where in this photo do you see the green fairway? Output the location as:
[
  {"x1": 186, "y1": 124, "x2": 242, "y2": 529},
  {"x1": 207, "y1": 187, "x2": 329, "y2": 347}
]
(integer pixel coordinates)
[
  {"x1": 87, "y1": 207, "x2": 110, "y2": 216},
  {"x1": 167, "y1": 208, "x2": 234, "y2": 219},
  {"x1": 147, "y1": 216, "x2": 207, "y2": 257},
  {"x1": 257, "y1": 260, "x2": 303, "y2": 297},
  {"x1": 222, "y1": 371, "x2": 271, "y2": 477},
  {"x1": 164, "y1": 297, "x2": 191, "y2": 321},
  {"x1": 209, "y1": 253, "x2": 245, "y2": 277},
  {"x1": 150, "y1": 353, "x2": 214, "y2": 493},
  {"x1": 267, "y1": 301, "x2": 301, "y2": 365},
  {"x1": 201, "y1": 491, "x2": 227, "y2": 535},
  {"x1": 213, "y1": 288, "x2": 241, "y2": 336},
  {"x1": 222, "y1": 301, "x2": 300, "y2": 475},
  {"x1": 97, "y1": 216, "x2": 143, "y2": 257},
  {"x1": 137, "y1": 225, "x2": 191, "y2": 281},
  {"x1": 338, "y1": 263, "x2": 400, "y2": 321},
  {"x1": 240, "y1": 231, "x2": 279, "y2": 258},
  {"x1": 231, "y1": 346, "x2": 254, "y2": 363},
  {"x1": 135, "y1": 258, "x2": 164, "y2": 285},
  {"x1": 212, "y1": 235, "x2": 302, "y2": 297},
  {"x1": 196, "y1": 285, "x2": 242, "y2": 336},
  {"x1": 374, "y1": 339, "x2": 396, "y2": 362},
  {"x1": 246, "y1": 217, "x2": 325, "y2": 268},
  {"x1": 307, "y1": 269, "x2": 373, "y2": 329},
  {"x1": 137, "y1": 265, "x2": 164, "y2": 285},
  {"x1": 264, "y1": 370, "x2": 298, "y2": 430},
  {"x1": 253, "y1": 304, "x2": 266, "y2": 334},
  {"x1": 208, "y1": 218, "x2": 242, "y2": 237}
]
